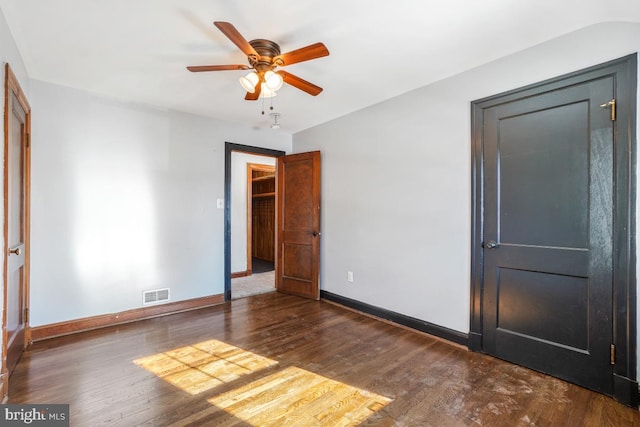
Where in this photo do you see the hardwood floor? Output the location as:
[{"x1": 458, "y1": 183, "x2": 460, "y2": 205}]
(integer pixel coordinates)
[{"x1": 8, "y1": 293, "x2": 640, "y2": 426}]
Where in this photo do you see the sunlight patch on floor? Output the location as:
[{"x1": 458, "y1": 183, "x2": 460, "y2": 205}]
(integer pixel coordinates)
[
  {"x1": 208, "y1": 366, "x2": 392, "y2": 426},
  {"x1": 134, "y1": 339, "x2": 278, "y2": 395}
]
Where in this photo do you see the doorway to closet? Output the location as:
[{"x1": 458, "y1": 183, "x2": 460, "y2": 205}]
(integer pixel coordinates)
[
  {"x1": 232, "y1": 161, "x2": 277, "y2": 298},
  {"x1": 224, "y1": 143, "x2": 285, "y2": 300}
]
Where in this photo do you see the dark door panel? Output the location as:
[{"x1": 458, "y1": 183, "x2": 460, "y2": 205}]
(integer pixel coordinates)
[
  {"x1": 496, "y1": 268, "x2": 589, "y2": 351},
  {"x1": 481, "y1": 76, "x2": 614, "y2": 394},
  {"x1": 472, "y1": 54, "x2": 637, "y2": 406}
]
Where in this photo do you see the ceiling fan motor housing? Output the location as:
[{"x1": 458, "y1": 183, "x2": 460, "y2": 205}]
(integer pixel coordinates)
[{"x1": 249, "y1": 39, "x2": 282, "y2": 71}]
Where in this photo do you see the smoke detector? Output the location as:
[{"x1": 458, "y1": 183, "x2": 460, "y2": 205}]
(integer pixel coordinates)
[{"x1": 270, "y1": 113, "x2": 281, "y2": 129}]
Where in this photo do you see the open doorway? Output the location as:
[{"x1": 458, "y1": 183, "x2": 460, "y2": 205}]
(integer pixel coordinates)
[
  {"x1": 231, "y1": 160, "x2": 276, "y2": 298},
  {"x1": 224, "y1": 143, "x2": 285, "y2": 301}
]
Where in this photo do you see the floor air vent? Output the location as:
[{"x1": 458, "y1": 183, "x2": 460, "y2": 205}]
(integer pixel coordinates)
[{"x1": 143, "y1": 288, "x2": 170, "y2": 305}]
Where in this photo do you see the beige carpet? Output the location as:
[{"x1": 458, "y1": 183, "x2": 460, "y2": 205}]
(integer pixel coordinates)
[{"x1": 231, "y1": 270, "x2": 275, "y2": 299}]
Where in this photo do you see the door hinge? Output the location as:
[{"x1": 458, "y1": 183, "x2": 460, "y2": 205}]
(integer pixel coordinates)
[
  {"x1": 600, "y1": 99, "x2": 616, "y2": 121},
  {"x1": 26, "y1": 132, "x2": 30, "y2": 148},
  {"x1": 610, "y1": 344, "x2": 615, "y2": 365}
]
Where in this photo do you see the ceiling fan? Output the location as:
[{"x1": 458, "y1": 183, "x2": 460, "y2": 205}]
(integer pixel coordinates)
[{"x1": 187, "y1": 22, "x2": 330, "y2": 101}]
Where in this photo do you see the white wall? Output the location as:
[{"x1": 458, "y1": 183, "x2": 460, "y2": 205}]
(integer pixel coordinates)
[
  {"x1": 30, "y1": 79, "x2": 291, "y2": 326},
  {"x1": 0, "y1": 7, "x2": 28, "y2": 96},
  {"x1": 230, "y1": 153, "x2": 277, "y2": 273},
  {"x1": 293, "y1": 22, "x2": 640, "y2": 346}
]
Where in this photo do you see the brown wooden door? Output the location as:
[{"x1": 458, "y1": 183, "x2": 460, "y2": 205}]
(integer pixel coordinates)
[
  {"x1": 4, "y1": 64, "x2": 31, "y2": 378},
  {"x1": 276, "y1": 151, "x2": 320, "y2": 300}
]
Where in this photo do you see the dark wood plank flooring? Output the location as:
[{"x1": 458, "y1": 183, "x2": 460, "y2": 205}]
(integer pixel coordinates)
[{"x1": 8, "y1": 293, "x2": 640, "y2": 426}]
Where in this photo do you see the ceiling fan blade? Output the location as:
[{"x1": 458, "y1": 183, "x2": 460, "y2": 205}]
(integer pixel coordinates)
[
  {"x1": 275, "y1": 42, "x2": 329, "y2": 66},
  {"x1": 214, "y1": 21, "x2": 259, "y2": 58},
  {"x1": 277, "y1": 71, "x2": 323, "y2": 96},
  {"x1": 244, "y1": 82, "x2": 262, "y2": 101},
  {"x1": 187, "y1": 65, "x2": 250, "y2": 72}
]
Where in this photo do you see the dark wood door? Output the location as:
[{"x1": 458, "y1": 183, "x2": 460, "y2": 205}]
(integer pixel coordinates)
[
  {"x1": 4, "y1": 65, "x2": 30, "y2": 378},
  {"x1": 276, "y1": 151, "x2": 320, "y2": 300},
  {"x1": 481, "y1": 76, "x2": 615, "y2": 394}
]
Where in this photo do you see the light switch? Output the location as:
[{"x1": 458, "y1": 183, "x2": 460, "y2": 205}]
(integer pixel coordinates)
[{"x1": 217, "y1": 198, "x2": 224, "y2": 209}]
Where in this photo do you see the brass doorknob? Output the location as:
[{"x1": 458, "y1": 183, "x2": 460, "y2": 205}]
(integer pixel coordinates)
[{"x1": 9, "y1": 247, "x2": 22, "y2": 256}]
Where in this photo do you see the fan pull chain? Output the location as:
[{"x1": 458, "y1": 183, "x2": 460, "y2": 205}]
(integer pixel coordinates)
[{"x1": 261, "y1": 96, "x2": 275, "y2": 116}]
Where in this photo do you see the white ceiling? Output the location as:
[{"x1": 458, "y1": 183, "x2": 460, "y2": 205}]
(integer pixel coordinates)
[{"x1": 1, "y1": 0, "x2": 639, "y2": 133}]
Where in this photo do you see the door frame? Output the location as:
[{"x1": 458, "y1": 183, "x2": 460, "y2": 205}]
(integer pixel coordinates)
[
  {"x1": 2, "y1": 63, "x2": 31, "y2": 398},
  {"x1": 469, "y1": 54, "x2": 637, "y2": 406},
  {"x1": 224, "y1": 142, "x2": 285, "y2": 301}
]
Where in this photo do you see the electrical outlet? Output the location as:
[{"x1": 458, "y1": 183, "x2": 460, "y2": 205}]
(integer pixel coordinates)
[{"x1": 347, "y1": 271, "x2": 354, "y2": 283}]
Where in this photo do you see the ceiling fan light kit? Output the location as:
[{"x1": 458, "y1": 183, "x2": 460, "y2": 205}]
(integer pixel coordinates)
[
  {"x1": 264, "y1": 71, "x2": 284, "y2": 91},
  {"x1": 259, "y1": 83, "x2": 277, "y2": 98},
  {"x1": 239, "y1": 72, "x2": 259, "y2": 93},
  {"x1": 238, "y1": 70, "x2": 283, "y2": 95},
  {"x1": 187, "y1": 21, "x2": 329, "y2": 102}
]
